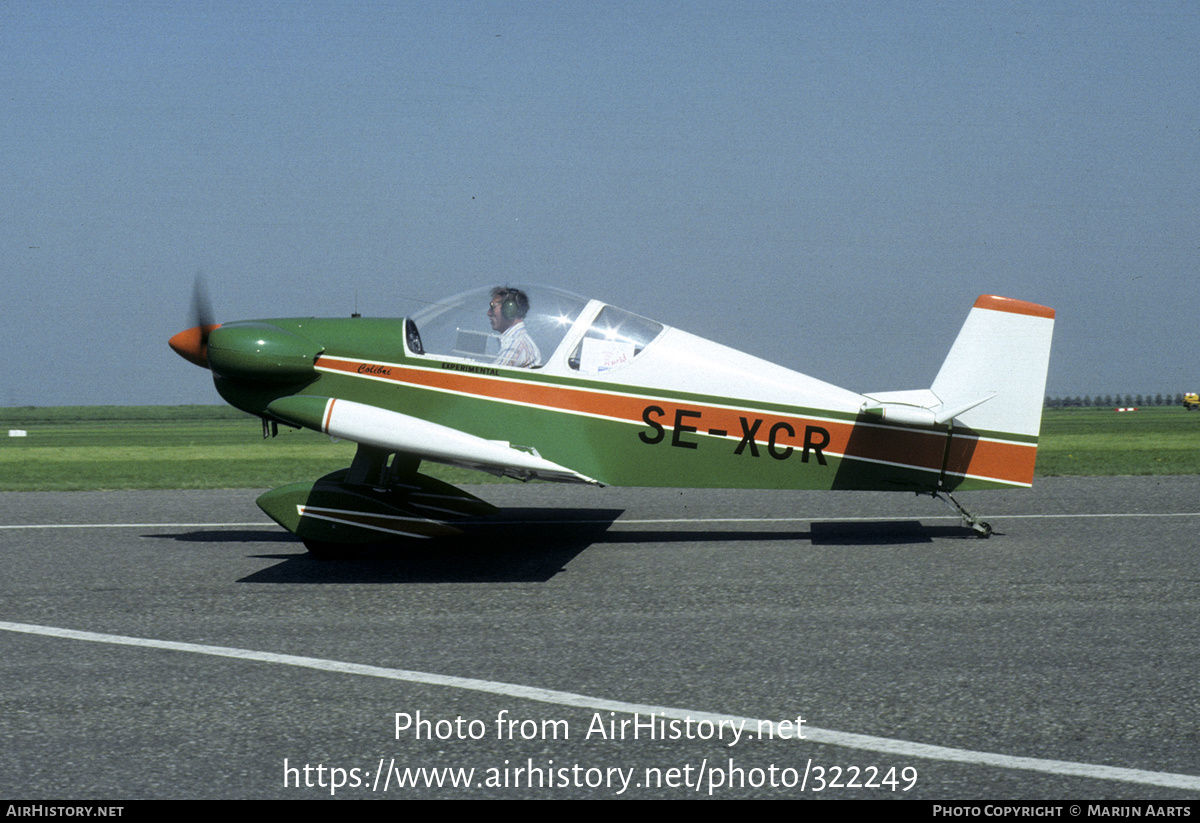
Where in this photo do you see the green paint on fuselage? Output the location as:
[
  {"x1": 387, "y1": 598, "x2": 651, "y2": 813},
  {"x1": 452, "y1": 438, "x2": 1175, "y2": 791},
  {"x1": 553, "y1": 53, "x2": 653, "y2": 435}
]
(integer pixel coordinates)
[{"x1": 210, "y1": 316, "x2": 1011, "y2": 494}]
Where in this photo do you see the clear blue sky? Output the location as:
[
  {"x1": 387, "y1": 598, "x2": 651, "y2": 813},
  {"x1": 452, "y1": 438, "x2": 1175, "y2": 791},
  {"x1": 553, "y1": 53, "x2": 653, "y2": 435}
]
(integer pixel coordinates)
[{"x1": 3, "y1": 1, "x2": 1196, "y2": 406}]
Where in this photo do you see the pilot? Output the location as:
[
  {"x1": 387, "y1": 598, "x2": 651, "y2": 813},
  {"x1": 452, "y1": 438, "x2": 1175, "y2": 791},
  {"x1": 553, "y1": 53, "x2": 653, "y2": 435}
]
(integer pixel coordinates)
[{"x1": 488, "y1": 286, "x2": 541, "y2": 368}]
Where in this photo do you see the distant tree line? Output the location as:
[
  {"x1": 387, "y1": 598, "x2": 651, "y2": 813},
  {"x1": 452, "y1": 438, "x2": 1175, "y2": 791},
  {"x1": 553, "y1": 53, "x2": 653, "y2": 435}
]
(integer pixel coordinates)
[{"x1": 1044, "y1": 393, "x2": 1188, "y2": 409}]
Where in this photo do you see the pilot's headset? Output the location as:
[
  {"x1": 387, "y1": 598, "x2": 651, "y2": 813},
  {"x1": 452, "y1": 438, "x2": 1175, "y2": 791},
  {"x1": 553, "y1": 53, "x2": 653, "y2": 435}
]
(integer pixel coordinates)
[{"x1": 501, "y1": 289, "x2": 528, "y2": 321}]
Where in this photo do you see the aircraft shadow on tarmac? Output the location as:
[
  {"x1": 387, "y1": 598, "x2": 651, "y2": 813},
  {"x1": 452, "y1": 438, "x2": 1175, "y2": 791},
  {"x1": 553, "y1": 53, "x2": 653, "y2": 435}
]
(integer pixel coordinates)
[
  {"x1": 147, "y1": 508, "x2": 985, "y2": 584},
  {"x1": 145, "y1": 528, "x2": 294, "y2": 544}
]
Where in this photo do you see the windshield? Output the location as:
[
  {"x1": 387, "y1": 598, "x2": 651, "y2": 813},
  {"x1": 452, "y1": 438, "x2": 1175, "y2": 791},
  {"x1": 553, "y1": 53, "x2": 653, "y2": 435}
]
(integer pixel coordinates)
[{"x1": 408, "y1": 285, "x2": 590, "y2": 368}]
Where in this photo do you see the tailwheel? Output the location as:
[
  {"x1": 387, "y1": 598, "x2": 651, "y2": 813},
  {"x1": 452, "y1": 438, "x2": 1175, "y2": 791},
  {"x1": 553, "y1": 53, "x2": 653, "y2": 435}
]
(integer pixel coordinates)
[{"x1": 932, "y1": 491, "x2": 993, "y2": 538}]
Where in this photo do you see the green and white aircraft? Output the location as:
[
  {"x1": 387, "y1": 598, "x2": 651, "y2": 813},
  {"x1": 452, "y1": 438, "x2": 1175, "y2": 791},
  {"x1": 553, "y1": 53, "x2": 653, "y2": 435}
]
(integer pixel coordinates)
[{"x1": 170, "y1": 285, "x2": 1054, "y2": 556}]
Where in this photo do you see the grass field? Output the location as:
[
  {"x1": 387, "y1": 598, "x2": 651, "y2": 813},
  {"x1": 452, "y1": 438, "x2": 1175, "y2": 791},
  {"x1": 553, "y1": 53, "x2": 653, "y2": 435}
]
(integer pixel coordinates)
[
  {"x1": 0, "y1": 404, "x2": 1197, "y2": 491},
  {"x1": 0, "y1": 406, "x2": 485, "y2": 491},
  {"x1": 1034, "y1": 405, "x2": 1200, "y2": 476}
]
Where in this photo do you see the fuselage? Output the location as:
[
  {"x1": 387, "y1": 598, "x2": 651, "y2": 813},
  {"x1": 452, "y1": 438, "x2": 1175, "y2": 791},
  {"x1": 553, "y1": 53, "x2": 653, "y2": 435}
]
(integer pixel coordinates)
[{"x1": 202, "y1": 290, "x2": 1034, "y2": 492}]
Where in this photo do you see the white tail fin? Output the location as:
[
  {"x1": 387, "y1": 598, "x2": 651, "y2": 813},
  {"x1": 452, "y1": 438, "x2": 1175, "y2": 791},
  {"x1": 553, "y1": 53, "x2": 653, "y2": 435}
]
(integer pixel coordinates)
[
  {"x1": 858, "y1": 295, "x2": 1054, "y2": 489},
  {"x1": 931, "y1": 295, "x2": 1055, "y2": 440}
]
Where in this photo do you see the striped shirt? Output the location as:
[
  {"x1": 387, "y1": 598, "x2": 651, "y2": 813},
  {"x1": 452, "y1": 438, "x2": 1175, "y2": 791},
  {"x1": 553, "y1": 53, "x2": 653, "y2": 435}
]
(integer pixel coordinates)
[{"x1": 495, "y1": 321, "x2": 541, "y2": 368}]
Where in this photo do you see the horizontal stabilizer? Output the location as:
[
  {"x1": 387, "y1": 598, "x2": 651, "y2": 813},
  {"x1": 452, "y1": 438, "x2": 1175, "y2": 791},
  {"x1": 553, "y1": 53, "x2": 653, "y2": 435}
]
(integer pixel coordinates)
[{"x1": 860, "y1": 393, "x2": 995, "y2": 428}]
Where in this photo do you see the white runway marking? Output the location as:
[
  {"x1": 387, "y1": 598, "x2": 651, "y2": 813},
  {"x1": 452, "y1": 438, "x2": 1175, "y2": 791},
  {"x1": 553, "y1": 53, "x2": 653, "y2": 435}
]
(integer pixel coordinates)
[
  {"x1": 0, "y1": 522, "x2": 269, "y2": 530},
  {"x1": 2, "y1": 619, "x2": 1198, "y2": 791}
]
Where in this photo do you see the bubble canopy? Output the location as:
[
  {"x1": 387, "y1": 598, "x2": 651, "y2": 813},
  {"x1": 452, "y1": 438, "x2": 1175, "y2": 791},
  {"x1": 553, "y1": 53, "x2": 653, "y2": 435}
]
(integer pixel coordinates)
[{"x1": 407, "y1": 285, "x2": 664, "y2": 374}]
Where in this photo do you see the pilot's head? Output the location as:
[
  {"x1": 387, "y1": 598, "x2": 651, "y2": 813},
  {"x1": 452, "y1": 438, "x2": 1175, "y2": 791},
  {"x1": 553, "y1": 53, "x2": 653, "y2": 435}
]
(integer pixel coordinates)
[{"x1": 488, "y1": 286, "x2": 529, "y2": 333}]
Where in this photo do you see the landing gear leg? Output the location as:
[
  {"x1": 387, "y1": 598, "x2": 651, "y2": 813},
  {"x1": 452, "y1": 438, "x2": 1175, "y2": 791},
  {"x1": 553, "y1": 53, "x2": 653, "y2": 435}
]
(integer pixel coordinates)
[{"x1": 931, "y1": 491, "x2": 993, "y2": 538}]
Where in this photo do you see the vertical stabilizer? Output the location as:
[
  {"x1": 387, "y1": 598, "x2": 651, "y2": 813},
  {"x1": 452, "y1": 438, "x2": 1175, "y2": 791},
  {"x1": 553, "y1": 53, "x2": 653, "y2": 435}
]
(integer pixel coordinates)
[{"x1": 932, "y1": 295, "x2": 1055, "y2": 441}]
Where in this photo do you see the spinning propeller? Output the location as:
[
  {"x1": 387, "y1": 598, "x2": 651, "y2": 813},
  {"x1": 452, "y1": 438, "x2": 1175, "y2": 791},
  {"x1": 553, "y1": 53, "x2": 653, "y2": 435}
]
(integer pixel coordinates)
[
  {"x1": 168, "y1": 275, "x2": 220, "y2": 369},
  {"x1": 168, "y1": 276, "x2": 323, "y2": 381}
]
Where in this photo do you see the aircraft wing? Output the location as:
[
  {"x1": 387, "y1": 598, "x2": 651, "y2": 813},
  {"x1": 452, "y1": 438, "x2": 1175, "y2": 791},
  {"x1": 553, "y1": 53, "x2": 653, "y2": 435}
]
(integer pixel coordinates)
[{"x1": 266, "y1": 395, "x2": 601, "y2": 486}]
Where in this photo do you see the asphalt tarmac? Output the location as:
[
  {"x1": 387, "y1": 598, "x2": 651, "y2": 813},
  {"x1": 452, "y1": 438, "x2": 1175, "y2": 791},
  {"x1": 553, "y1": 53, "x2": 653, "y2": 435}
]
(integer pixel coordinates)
[{"x1": 2, "y1": 477, "x2": 1199, "y2": 800}]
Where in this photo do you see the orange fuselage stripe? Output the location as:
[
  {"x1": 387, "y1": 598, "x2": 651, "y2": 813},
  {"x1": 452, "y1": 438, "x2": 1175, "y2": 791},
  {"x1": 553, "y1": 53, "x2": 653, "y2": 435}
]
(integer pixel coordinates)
[{"x1": 316, "y1": 357, "x2": 1035, "y2": 485}]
